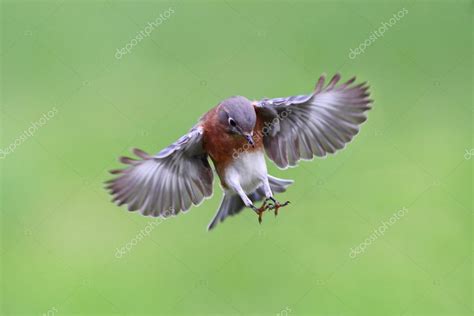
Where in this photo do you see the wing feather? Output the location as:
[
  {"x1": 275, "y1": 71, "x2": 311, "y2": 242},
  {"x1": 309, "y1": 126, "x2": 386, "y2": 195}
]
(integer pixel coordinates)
[
  {"x1": 255, "y1": 73, "x2": 373, "y2": 168},
  {"x1": 106, "y1": 126, "x2": 213, "y2": 217}
]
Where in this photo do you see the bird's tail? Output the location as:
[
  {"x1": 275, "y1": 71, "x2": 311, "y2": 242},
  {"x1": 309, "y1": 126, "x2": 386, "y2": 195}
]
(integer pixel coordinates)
[{"x1": 207, "y1": 175, "x2": 293, "y2": 230}]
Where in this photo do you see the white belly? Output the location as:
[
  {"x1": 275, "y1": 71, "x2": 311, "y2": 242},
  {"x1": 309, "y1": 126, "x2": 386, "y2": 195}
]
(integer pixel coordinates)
[{"x1": 225, "y1": 151, "x2": 268, "y2": 193}]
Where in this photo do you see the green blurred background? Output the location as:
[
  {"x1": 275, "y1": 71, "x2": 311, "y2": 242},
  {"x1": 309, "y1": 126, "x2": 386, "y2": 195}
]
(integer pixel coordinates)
[{"x1": 0, "y1": 0, "x2": 472, "y2": 315}]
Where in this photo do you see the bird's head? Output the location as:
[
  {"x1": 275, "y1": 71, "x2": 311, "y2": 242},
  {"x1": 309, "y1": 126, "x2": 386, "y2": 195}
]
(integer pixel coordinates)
[{"x1": 218, "y1": 96, "x2": 256, "y2": 146}]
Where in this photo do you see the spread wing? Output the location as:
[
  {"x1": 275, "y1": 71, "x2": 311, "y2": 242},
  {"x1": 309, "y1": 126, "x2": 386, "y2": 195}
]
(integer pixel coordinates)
[
  {"x1": 106, "y1": 126, "x2": 214, "y2": 217},
  {"x1": 254, "y1": 73, "x2": 373, "y2": 168}
]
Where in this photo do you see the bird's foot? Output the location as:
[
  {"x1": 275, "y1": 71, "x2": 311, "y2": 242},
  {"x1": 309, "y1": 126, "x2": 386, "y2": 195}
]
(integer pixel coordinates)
[
  {"x1": 251, "y1": 200, "x2": 270, "y2": 224},
  {"x1": 266, "y1": 197, "x2": 290, "y2": 217}
]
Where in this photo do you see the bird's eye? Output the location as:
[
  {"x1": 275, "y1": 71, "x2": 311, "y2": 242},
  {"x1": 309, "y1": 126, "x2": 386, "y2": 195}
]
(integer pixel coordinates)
[{"x1": 228, "y1": 118, "x2": 237, "y2": 127}]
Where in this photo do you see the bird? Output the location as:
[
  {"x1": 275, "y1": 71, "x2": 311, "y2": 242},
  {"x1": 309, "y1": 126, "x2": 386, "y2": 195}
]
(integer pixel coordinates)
[{"x1": 106, "y1": 73, "x2": 373, "y2": 230}]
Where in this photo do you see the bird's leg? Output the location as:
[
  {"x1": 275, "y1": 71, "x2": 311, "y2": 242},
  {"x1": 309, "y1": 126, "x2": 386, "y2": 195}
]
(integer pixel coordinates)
[
  {"x1": 259, "y1": 177, "x2": 275, "y2": 220},
  {"x1": 228, "y1": 179, "x2": 270, "y2": 224},
  {"x1": 267, "y1": 197, "x2": 290, "y2": 216},
  {"x1": 251, "y1": 200, "x2": 269, "y2": 224},
  {"x1": 260, "y1": 177, "x2": 290, "y2": 217}
]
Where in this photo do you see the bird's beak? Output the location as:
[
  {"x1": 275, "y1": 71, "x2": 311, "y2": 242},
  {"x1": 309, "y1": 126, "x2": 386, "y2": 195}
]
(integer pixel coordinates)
[{"x1": 244, "y1": 133, "x2": 255, "y2": 147}]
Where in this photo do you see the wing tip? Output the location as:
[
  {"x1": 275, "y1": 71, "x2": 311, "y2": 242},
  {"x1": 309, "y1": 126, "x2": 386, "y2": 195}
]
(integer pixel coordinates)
[
  {"x1": 132, "y1": 147, "x2": 151, "y2": 159},
  {"x1": 327, "y1": 73, "x2": 341, "y2": 90},
  {"x1": 314, "y1": 74, "x2": 326, "y2": 93},
  {"x1": 119, "y1": 156, "x2": 136, "y2": 165},
  {"x1": 314, "y1": 73, "x2": 373, "y2": 95}
]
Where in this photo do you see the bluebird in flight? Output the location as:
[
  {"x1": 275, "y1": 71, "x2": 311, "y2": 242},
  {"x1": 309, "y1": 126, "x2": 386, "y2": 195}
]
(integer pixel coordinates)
[{"x1": 106, "y1": 74, "x2": 373, "y2": 230}]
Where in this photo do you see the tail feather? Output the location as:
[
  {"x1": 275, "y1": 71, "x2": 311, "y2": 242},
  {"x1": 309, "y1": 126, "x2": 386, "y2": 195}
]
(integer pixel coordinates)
[
  {"x1": 207, "y1": 175, "x2": 293, "y2": 230},
  {"x1": 268, "y1": 175, "x2": 293, "y2": 193},
  {"x1": 207, "y1": 194, "x2": 244, "y2": 231}
]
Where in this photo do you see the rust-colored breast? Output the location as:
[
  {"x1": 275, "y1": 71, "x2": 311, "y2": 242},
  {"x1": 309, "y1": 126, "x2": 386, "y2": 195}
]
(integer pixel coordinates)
[{"x1": 202, "y1": 106, "x2": 265, "y2": 188}]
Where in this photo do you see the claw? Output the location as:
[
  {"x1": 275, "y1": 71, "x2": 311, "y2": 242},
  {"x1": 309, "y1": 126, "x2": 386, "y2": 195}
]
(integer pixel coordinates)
[
  {"x1": 251, "y1": 198, "x2": 290, "y2": 224},
  {"x1": 252, "y1": 200, "x2": 269, "y2": 224},
  {"x1": 267, "y1": 198, "x2": 290, "y2": 216}
]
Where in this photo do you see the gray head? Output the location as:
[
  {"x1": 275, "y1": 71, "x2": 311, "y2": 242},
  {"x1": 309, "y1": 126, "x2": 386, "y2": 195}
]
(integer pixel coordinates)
[{"x1": 218, "y1": 96, "x2": 256, "y2": 146}]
